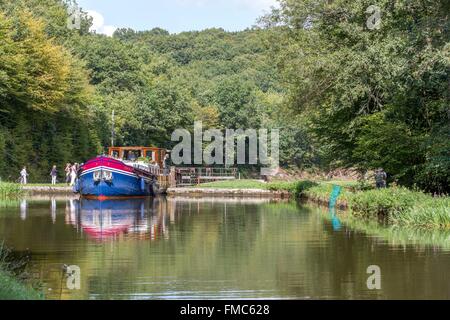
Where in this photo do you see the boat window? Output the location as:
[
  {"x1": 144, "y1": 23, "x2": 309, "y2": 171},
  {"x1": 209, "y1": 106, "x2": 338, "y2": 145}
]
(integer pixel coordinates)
[
  {"x1": 124, "y1": 150, "x2": 141, "y2": 161},
  {"x1": 111, "y1": 150, "x2": 120, "y2": 159}
]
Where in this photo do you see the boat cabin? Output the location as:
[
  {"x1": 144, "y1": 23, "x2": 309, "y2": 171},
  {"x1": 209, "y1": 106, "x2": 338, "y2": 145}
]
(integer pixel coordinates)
[{"x1": 108, "y1": 146, "x2": 167, "y2": 168}]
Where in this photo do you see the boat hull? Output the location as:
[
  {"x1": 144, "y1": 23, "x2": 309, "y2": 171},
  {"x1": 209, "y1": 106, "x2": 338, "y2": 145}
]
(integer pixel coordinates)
[{"x1": 77, "y1": 157, "x2": 156, "y2": 198}]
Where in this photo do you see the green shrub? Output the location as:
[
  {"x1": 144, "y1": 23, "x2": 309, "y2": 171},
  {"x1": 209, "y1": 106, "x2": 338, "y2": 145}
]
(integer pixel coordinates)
[
  {"x1": 348, "y1": 179, "x2": 374, "y2": 192},
  {"x1": 265, "y1": 180, "x2": 319, "y2": 197},
  {"x1": 0, "y1": 182, "x2": 23, "y2": 199},
  {"x1": 293, "y1": 180, "x2": 319, "y2": 196},
  {"x1": 349, "y1": 187, "x2": 428, "y2": 217},
  {"x1": 196, "y1": 180, "x2": 266, "y2": 189},
  {"x1": 0, "y1": 244, "x2": 43, "y2": 300},
  {"x1": 302, "y1": 186, "x2": 329, "y2": 203},
  {"x1": 265, "y1": 181, "x2": 298, "y2": 193},
  {"x1": 390, "y1": 197, "x2": 450, "y2": 229}
]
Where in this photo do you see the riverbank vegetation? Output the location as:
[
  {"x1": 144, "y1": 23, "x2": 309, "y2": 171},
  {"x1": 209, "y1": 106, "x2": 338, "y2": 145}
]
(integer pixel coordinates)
[
  {"x1": 0, "y1": 270, "x2": 42, "y2": 300},
  {"x1": 0, "y1": 182, "x2": 24, "y2": 199},
  {"x1": 196, "y1": 180, "x2": 269, "y2": 189},
  {"x1": 300, "y1": 184, "x2": 450, "y2": 230},
  {"x1": 195, "y1": 179, "x2": 450, "y2": 230},
  {"x1": 0, "y1": 244, "x2": 42, "y2": 300},
  {"x1": 317, "y1": 208, "x2": 450, "y2": 251}
]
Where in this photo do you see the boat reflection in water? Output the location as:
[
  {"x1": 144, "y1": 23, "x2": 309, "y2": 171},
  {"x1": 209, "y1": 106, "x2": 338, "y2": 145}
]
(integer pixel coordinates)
[
  {"x1": 18, "y1": 196, "x2": 282, "y2": 243},
  {"x1": 65, "y1": 198, "x2": 171, "y2": 241}
]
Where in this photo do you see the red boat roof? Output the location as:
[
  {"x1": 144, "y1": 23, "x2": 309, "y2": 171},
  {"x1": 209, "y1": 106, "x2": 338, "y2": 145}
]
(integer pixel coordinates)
[{"x1": 82, "y1": 156, "x2": 134, "y2": 173}]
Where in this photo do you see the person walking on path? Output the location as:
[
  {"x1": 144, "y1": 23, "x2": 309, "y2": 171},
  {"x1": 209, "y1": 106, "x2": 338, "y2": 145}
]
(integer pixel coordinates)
[
  {"x1": 163, "y1": 154, "x2": 171, "y2": 176},
  {"x1": 153, "y1": 160, "x2": 160, "y2": 173},
  {"x1": 50, "y1": 165, "x2": 58, "y2": 185},
  {"x1": 65, "y1": 163, "x2": 72, "y2": 185},
  {"x1": 20, "y1": 167, "x2": 28, "y2": 185},
  {"x1": 375, "y1": 168, "x2": 387, "y2": 189},
  {"x1": 70, "y1": 164, "x2": 78, "y2": 187}
]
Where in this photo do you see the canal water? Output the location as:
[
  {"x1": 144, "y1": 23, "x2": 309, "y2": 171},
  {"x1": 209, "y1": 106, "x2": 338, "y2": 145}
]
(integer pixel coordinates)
[{"x1": 0, "y1": 196, "x2": 449, "y2": 300}]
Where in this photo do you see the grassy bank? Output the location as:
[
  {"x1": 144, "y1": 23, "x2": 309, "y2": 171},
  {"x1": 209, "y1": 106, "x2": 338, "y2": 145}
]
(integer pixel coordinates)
[
  {"x1": 196, "y1": 180, "x2": 268, "y2": 189},
  {"x1": 0, "y1": 245, "x2": 43, "y2": 300},
  {"x1": 195, "y1": 179, "x2": 323, "y2": 194},
  {"x1": 194, "y1": 179, "x2": 450, "y2": 230},
  {"x1": 317, "y1": 207, "x2": 450, "y2": 250},
  {"x1": 0, "y1": 187, "x2": 43, "y2": 300},
  {"x1": 0, "y1": 182, "x2": 24, "y2": 199},
  {"x1": 0, "y1": 270, "x2": 42, "y2": 300},
  {"x1": 0, "y1": 183, "x2": 24, "y2": 209}
]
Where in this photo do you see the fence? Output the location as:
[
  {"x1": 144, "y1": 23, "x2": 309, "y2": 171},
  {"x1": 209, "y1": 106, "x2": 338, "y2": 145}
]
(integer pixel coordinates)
[{"x1": 174, "y1": 167, "x2": 238, "y2": 186}]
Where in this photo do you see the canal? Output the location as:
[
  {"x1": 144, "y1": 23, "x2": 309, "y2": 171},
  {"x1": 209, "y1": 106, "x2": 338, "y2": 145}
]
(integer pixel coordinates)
[{"x1": 0, "y1": 196, "x2": 449, "y2": 300}]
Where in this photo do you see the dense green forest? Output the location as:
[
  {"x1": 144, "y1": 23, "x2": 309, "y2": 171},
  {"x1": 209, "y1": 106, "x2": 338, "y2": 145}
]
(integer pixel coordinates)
[
  {"x1": 262, "y1": 0, "x2": 449, "y2": 193},
  {"x1": 0, "y1": 0, "x2": 448, "y2": 193}
]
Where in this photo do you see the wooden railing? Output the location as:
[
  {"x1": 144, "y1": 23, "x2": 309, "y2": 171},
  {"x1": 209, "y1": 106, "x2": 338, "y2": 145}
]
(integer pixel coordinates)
[
  {"x1": 174, "y1": 167, "x2": 238, "y2": 186},
  {"x1": 129, "y1": 165, "x2": 238, "y2": 190}
]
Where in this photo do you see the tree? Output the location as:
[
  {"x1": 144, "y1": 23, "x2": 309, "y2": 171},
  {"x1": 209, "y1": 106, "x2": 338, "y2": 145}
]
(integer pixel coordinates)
[
  {"x1": 264, "y1": 0, "x2": 450, "y2": 192},
  {"x1": 214, "y1": 76, "x2": 261, "y2": 129},
  {"x1": 0, "y1": 7, "x2": 100, "y2": 181}
]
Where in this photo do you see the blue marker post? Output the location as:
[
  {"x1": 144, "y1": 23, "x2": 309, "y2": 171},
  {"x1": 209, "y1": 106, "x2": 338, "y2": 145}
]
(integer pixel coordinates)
[
  {"x1": 329, "y1": 185, "x2": 342, "y2": 231},
  {"x1": 329, "y1": 185, "x2": 342, "y2": 208}
]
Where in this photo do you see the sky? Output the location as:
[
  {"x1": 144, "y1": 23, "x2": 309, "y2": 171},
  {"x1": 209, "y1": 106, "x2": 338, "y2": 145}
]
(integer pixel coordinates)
[{"x1": 76, "y1": 0, "x2": 279, "y2": 36}]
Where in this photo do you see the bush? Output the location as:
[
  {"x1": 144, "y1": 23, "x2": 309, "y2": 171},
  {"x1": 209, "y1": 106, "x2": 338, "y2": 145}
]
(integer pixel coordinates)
[
  {"x1": 293, "y1": 180, "x2": 319, "y2": 196},
  {"x1": 0, "y1": 243, "x2": 42, "y2": 300},
  {"x1": 196, "y1": 180, "x2": 266, "y2": 189},
  {"x1": 0, "y1": 182, "x2": 23, "y2": 199},
  {"x1": 265, "y1": 181, "x2": 298, "y2": 193},
  {"x1": 265, "y1": 180, "x2": 319, "y2": 197},
  {"x1": 349, "y1": 187, "x2": 428, "y2": 217},
  {"x1": 390, "y1": 197, "x2": 450, "y2": 229}
]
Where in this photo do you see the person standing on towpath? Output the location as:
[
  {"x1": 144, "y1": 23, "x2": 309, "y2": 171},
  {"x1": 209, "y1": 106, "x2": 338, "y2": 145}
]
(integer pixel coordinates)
[
  {"x1": 70, "y1": 164, "x2": 78, "y2": 187},
  {"x1": 65, "y1": 163, "x2": 72, "y2": 185},
  {"x1": 50, "y1": 165, "x2": 57, "y2": 185},
  {"x1": 20, "y1": 167, "x2": 28, "y2": 185},
  {"x1": 375, "y1": 168, "x2": 387, "y2": 189},
  {"x1": 163, "y1": 154, "x2": 171, "y2": 176}
]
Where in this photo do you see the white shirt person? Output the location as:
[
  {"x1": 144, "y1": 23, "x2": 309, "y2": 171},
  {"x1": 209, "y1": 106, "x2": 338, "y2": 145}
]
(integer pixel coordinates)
[{"x1": 20, "y1": 167, "x2": 28, "y2": 184}]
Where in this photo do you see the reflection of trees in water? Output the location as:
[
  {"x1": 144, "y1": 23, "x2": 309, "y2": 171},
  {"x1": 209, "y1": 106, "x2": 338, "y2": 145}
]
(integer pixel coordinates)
[
  {"x1": 60, "y1": 198, "x2": 301, "y2": 299},
  {"x1": 273, "y1": 205, "x2": 450, "y2": 299},
  {"x1": 2, "y1": 197, "x2": 450, "y2": 299},
  {"x1": 312, "y1": 207, "x2": 450, "y2": 299},
  {"x1": 57, "y1": 199, "x2": 450, "y2": 299}
]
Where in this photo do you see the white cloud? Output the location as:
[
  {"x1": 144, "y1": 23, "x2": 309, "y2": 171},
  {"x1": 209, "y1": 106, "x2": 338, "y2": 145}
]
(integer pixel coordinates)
[
  {"x1": 238, "y1": 0, "x2": 279, "y2": 10},
  {"x1": 176, "y1": 0, "x2": 278, "y2": 10},
  {"x1": 87, "y1": 10, "x2": 117, "y2": 37},
  {"x1": 101, "y1": 25, "x2": 118, "y2": 37}
]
